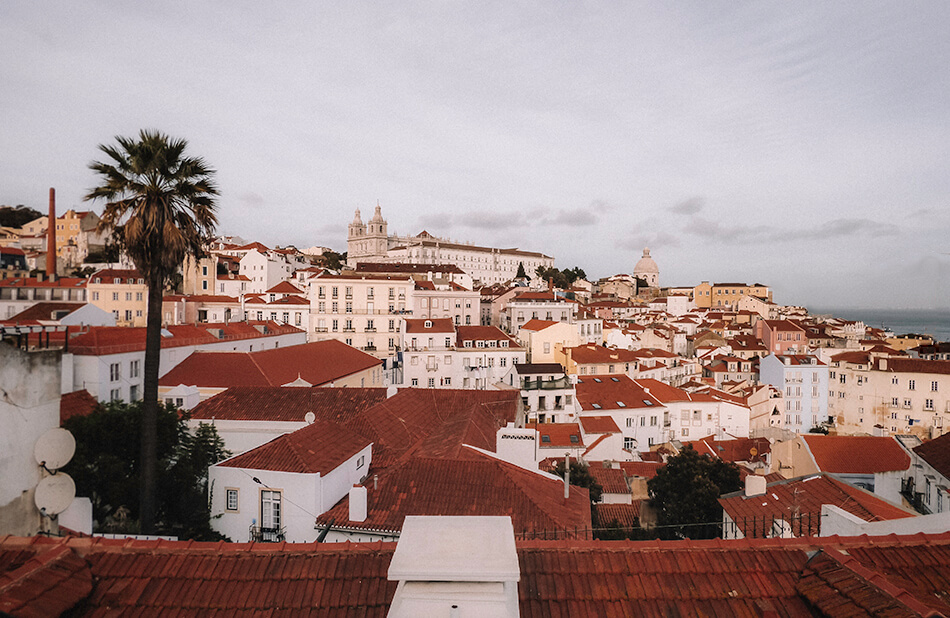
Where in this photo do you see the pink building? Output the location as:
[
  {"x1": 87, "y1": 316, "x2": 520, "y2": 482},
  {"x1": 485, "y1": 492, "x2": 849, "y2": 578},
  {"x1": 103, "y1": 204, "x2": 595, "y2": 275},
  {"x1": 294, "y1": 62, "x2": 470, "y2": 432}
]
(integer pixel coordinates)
[{"x1": 755, "y1": 319, "x2": 807, "y2": 355}]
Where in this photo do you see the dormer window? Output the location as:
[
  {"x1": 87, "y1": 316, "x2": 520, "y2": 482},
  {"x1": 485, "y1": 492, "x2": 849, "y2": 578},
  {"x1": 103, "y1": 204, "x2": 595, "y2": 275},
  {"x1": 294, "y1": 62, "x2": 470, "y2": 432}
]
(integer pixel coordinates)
[
  {"x1": 424, "y1": 320, "x2": 432, "y2": 328},
  {"x1": 115, "y1": 278, "x2": 122, "y2": 284}
]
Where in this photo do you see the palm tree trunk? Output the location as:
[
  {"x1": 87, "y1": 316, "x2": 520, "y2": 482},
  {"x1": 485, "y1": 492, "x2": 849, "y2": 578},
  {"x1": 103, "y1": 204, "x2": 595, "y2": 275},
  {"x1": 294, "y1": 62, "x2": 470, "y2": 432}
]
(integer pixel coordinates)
[{"x1": 140, "y1": 272, "x2": 164, "y2": 534}]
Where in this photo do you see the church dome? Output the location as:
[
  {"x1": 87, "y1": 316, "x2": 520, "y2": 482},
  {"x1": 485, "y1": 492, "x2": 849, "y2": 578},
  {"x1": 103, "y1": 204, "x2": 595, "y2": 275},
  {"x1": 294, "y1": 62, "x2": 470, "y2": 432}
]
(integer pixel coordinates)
[
  {"x1": 634, "y1": 248, "x2": 658, "y2": 274},
  {"x1": 634, "y1": 247, "x2": 659, "y2": 287}
]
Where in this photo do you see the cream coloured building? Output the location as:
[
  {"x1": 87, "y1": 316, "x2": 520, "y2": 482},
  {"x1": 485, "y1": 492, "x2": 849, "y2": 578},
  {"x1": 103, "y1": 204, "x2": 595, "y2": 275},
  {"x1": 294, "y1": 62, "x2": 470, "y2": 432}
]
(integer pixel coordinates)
[
  {"x1": 87, "y1": 268, "x2": 148, "y2": 327},
  {"x1": 346, "y1": 205, "x2": 554, "y2": 285}
]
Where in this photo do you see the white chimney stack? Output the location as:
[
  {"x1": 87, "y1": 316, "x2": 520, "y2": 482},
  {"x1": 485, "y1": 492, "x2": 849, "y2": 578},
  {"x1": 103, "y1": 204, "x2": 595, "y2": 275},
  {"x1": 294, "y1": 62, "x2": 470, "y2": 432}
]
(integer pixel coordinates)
[
  {"x1": 349, "y1": 485, "x2": 367, "y2": 522},
  {"x1": 745, "y1": 474, "x2": 767, "y2": 497}
]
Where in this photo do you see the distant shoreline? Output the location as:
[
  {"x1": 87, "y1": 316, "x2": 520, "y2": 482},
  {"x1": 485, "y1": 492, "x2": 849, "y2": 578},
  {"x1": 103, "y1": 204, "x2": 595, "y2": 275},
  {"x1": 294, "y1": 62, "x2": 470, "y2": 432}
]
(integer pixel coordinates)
[{"x1": 808, "y1": 307, "x2": 950, "y2": 342}]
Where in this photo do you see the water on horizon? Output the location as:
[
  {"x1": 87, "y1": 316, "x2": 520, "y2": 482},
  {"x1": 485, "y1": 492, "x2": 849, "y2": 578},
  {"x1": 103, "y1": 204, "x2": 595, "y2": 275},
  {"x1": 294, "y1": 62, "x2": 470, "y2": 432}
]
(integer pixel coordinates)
[{"x1": 809, "y1": 307, "x2": 950, "y2": 342}]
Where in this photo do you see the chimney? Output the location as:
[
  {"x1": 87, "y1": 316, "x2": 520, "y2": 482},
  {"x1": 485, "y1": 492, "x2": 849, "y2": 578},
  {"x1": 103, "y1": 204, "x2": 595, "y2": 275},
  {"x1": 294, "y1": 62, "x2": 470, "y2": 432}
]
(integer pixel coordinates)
[
  {"x1": 349, "y1": 485, "x2": 367, "y2": 522},
  {"x1": 745, "y1": 474, "x2": 767, "y2": 497},
  {"x1": 46, "y1": 188, "x2": 56, "y2": 277},
  {"x1": 563, "y1": 454, "x2": 570, "y2": 500}
]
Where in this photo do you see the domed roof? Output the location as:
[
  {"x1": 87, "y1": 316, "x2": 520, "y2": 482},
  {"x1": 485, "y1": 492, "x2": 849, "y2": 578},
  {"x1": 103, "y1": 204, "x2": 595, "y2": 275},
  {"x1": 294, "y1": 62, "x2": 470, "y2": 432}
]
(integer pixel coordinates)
[{"x1": 634, "y1": 247, "x2": 658, "y2": 275}]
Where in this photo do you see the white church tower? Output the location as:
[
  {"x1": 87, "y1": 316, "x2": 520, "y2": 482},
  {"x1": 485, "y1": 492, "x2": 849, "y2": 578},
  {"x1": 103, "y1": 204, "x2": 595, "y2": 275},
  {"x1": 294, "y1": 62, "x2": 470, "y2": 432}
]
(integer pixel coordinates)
[{"x1": 347, "y1": 205, "x2": 390, "y2": 266}]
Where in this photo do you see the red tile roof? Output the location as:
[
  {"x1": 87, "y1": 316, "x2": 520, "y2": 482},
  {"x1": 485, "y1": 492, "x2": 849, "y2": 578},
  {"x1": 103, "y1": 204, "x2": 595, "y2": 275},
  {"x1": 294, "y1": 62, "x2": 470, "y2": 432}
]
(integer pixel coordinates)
[
  {"x1": 618, "y1": 461, "x2": 663, "y2": 479},
  {"x1": 0, "y1": 277, "x2": 86, "y2": 289},
  {"x1": 587, "y1": 464, "x2": 629, "y2": 494},
  {"x1": 719, "y1": 474, "x2": 916, "y2": 538},
  {"x1": 89, "y1": 269, "x2": 143, "y2": 284},
  {"x1": 4, "y1": 302, "x2": 86, "y2": 324},
  {"x1": 575, "y1": 374, "x2": 662, "y2": 410},
  {"x1": 566, "y1": 344, "x2": 641, "y2": 365},
  {"x1": 263, "y1": 281, "x2": 303, "y2": 294},
  {"x1": 520, "y1": 319, "x2": 559, "y2": 331},
  {"x1": 343, "y1": 389, "x2": 520, "y2": 469},
  {"x1": 527, "y1": 423, "x2": 583, "y2": 448},
  {"x1": 59, "y1": 390, "x2": 99, "y2": 424},
  {"x1": 317, "y1": 448, "x2": 592, "y2": 536},
  {"x1": 455, "y1": 325, "x2": 519, "y2": 346},
  {"x1": 688, "y1": 436, "x2": 771, "y2": 465},
  {"x1": 594, "y1": 501, "x2": 642, "y2": 527},
  {"x1": 885, "y1": 358, "x2": 950, "y2": 376},
  {"x1": 218, "y1": 419, "x2": 371, "y2": 474},
  {"x1": 579, "y1": 416, "x2": 621, "y2": 434},
  {"x1": 158, "y1": 340, "x2": 380, "y2": 388},
  {"x1": 67, "y1": 321, "x2": 302, "y2": 355},
  {"x1": 189, "y1": 386, "x2": 387, "y2": 422},
  {"x1": 403, "y1": 318, "x2": 454, "y2": 333},
  {"x1": 913, "y1": 431, "x2": 950, "y2": 479},
  {"x1": 6, "y1": 532, "x2": 950, "y2": 615},
  {"x1": 801, "y1": 435, "x2": 911, "y2": 474},
  {"x1": 0, "y1": 543, "x2": 92, "y2": 617}
]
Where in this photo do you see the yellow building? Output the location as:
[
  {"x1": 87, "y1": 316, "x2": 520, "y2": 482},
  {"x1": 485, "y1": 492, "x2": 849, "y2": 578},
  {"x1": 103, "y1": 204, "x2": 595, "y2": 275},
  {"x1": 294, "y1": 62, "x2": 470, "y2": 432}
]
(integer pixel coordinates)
[
  {"x1": 693, "y1": 281, "x2": 772, "y2": 309},
  {"x1": 87, "y1": 268, "x2": 148, "y2": 327}
]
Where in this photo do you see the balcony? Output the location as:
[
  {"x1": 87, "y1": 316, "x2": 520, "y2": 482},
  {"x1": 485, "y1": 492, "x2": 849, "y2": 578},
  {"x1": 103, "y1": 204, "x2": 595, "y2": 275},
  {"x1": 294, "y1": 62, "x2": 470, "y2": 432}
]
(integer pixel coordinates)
[
  {"x1": 364, "y1": 327, "x2": 377, "y2": 333},
  {"x1": 342, "y1": 327, "x2": 355, "y2": 333},
  {"x1": 249, "y1": 525, "x2": 285, "y2": 543},
  {"x1": 314, "y1": 327, "x2": 328, "y2": 333},
  {"x1": 521, "y1": 377, "x2": 572, "y2": 390}
]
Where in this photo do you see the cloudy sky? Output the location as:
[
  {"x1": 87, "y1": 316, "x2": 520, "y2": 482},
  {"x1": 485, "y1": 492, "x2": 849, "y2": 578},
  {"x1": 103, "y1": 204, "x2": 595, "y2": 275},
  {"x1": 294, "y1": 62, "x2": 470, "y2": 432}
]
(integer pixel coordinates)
[{"x1": 2, "y1": 2, "x2": 948, "y2": 309}]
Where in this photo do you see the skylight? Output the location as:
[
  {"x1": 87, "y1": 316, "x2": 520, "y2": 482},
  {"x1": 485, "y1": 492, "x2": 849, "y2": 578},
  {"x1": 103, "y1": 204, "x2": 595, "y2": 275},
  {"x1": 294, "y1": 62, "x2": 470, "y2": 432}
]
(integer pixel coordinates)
[
  {"x1": 617, "y1": 402, "x2": 626, "y2": 408},
  {"x1": 592, "y1": 403, "x2": 602, "y2": 409},
  {"x1": 642, "y1": 400, "x2": 653, "y2": 406}
]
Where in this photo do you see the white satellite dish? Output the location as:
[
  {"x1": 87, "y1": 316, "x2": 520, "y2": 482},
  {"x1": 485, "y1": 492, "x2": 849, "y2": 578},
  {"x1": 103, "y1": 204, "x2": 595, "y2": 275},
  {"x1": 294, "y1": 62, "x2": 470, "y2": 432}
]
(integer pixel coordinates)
[
  {"x1": 304, "y1": 412, "x2": 316, "y2": 424},
  {"x1": 34, "y1": 473, "x2": 76, "y2": 515},
  {"x1": 34, "y1": 427, "x2": 76, "y2": 471}
]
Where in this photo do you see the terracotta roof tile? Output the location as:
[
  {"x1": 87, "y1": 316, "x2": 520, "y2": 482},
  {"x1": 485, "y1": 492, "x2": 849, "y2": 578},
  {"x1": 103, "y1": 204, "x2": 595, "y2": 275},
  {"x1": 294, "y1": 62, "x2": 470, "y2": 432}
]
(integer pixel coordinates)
[
  {"x1": 720, "y1": 474, "x2": 916, "y2": 538},
  {"x1": 67, "y1": 321, "x2": 302, "y2": 355},
  {"x1": 190, "y1": 386, "x2": 387, "y2": 422},
  {"x1": 6, "y1": 532, "x2": 950, "y2": 615},
  {"x1": 912, "y1": 431, "x2": 950, "y2": 479},
  {"x1": 158, "y1": 340, "x2": 381, "y2": 388},
  {"x1": 579, "y1": 416, "x2": 621, "y2": 434},
  {"x1": 218, "y1": 419, "x2": 371, "y2": 474},
  {"x1": 587, "y1": 465, "x2": 629, "y2": 494},
  {"x1": 527, "y1": 422, "x2": 584, "y2": 448},
  {"x1": 575, "y1": 375, "x2": 663, "y2": 411},
  {"x1": 802, "y1": 435, "x2": 911, "y2": 474},
  {"x1": 59, "y1": 390, "x2": 99, "y2": 424},
  {"x1": 317, "y1": 449, "x2": 592, "y2": 535},
  {"x1": 595, "y1": 502, "x2": 642, "y2": 527}
]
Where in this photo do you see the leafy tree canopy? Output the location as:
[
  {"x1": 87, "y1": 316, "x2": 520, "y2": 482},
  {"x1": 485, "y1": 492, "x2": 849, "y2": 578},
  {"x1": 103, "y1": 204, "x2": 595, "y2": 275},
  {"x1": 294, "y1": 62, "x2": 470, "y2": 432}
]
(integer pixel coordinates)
[
  {"x1": 647, "y1": 445, "x2": 742, "y2": 539},
  {"x1": 63, "y1": 400, "x2": 231, "y2": 540},
  {"x1": 320, "y1": 250, "x2": 345, "y2": 271},
  {"x1": 0, "y1": 204, "x2": 43, "y2": 228},
  {"x1": 552, "y1": 459, "x2": 603, "y2": 503},
  {"x1": 534, "y1": 266, "x2": 588, "y2": 289}
]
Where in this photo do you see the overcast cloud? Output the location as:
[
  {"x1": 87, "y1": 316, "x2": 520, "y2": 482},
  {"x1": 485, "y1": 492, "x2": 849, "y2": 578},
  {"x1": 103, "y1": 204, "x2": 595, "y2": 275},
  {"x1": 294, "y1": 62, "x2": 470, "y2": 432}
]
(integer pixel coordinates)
[{"x1": 1, "y1": 2, "x2": 948, "y2": 309}]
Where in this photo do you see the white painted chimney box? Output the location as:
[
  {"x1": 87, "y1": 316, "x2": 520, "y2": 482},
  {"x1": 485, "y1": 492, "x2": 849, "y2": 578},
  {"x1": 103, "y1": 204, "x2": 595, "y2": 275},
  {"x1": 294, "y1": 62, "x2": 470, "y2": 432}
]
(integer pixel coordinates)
[{"x1": 349, "y1": 485, "x2": 367, "y2": 522}]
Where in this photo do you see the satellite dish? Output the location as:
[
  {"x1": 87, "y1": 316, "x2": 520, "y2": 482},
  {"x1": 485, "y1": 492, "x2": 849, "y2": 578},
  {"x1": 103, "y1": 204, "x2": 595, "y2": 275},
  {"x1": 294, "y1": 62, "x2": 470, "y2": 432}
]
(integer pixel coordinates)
[
  {"x1": 34, "y1": 473, "x2": 76, "y2": 515},
  {"x1": 34, "y1": 428, "x2": 76, "y2": 471},
  {"x1": 305, "y1": 412, "x2": 316, "y2": 424}
]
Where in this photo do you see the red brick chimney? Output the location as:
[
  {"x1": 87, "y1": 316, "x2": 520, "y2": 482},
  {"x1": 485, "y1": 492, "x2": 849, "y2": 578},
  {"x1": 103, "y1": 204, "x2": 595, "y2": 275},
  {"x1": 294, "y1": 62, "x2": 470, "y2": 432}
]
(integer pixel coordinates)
[{"x1": 46, "y1": 188, "x2": 56, "y2": 277}]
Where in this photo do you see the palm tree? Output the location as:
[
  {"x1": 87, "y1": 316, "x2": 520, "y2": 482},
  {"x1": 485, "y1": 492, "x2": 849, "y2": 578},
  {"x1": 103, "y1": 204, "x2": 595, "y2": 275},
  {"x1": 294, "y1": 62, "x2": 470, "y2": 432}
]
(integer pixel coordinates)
[{"x1": 85, "y1": 129, "x2": 218, "y2": 534}]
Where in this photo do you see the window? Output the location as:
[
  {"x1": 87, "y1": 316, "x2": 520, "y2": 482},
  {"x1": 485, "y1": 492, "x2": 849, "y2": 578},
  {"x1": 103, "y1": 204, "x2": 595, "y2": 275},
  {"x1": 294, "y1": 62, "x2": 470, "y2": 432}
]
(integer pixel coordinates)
[
  {"x1": 681, "y1": 428, "x2": 689, "y2": 437},
  {"x1": 110, "y1": 363, "x2": 120, "y2": 381},
  {"x1": 125, "y1": 310, "x2": 132, "y2": 321},
  {"x1": 932, "y1": 381, "x2": 939, "y2": 392},
  {"x1": 356, "y1": 455, "x2": 365, "y2": 469},
  {"x1": 110, "y1": 388, "x2": 121, "y2": 402},
  {"x1": 623, "y1": 437, "x2": 635, "y2": 450},
  {"x1": 428, "y1": 378, "x2": 435, "y2": 387},
  {"x1": 226, "y1": 489, "x2": 239, "y2": 511},
  {"x1": 500, "y1": 357, "x2": 507, "y2": 367},
  {"x1": 92, "y1": 291, "x2": 99, "y2": 301},
  {"x1": 909, "y1": 380, "x2": 916, "y2": 391},
  {"x1": 925, "y1": 399, "x2": 935, "y2": 411},
  {"x1": 112, "y1": 292, "x2": 119, "y2": 301},
  {"x1": 411, "y1": 378, "x2": 419, "y2": 386},
  {"x1": 129, "y1": 385, "x2": 138, "y2": 400},
  {"x1": 444, "y1": 377, "x2": 451, "y2": 386},
  {"x1": 130, "y1": 360, "x2": 140, "y2": 378},
  {"x1": 260, "y1": 490, "x2": 281, "y2": 530}
]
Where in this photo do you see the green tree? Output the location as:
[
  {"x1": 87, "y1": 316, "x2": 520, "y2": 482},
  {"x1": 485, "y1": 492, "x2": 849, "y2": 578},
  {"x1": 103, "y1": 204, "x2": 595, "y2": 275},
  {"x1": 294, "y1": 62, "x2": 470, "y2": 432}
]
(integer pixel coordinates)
[
  {"x1": 516, "y1": 262, "x2": 527, "y2": 279},
  {"x1": 63, "y1": 400, "x2": 230, "y2": 540},
  {"x1": 0, "y1": 204, "x2": 43, "y2": 228},
  {"x1": 85, "y1": 129, "x2": 219, "y2": 534},
  {"x1": 320, "y1": 250, "x2": 345, "y2": 270},
  {"x1": 553, "y1": 459, "x2": 603, "y2": 503},
  {"x1": 647, "y1": 445, "x2": 742, "y2": 540}
]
